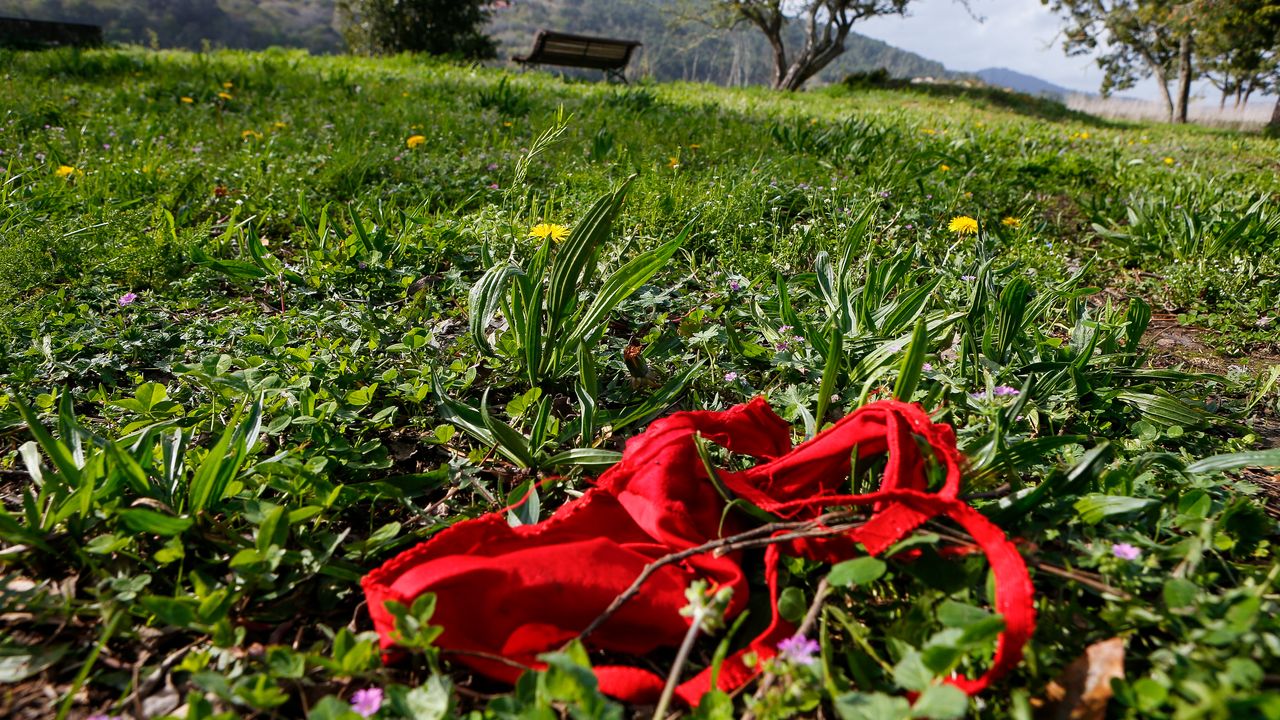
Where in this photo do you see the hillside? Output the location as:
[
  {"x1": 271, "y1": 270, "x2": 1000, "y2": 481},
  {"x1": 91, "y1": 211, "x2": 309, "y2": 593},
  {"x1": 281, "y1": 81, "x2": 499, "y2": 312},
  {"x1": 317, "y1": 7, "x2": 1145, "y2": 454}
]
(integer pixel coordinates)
[
  {"x1": 0, "y1": 0, "x2": 344, "y2": 51},
  {"x1": 975, "y1": 67, "x2": 1076, "y2": 99},
  {"x1": 489, "y1": 0, "x2": 955, "y2": 85},
  {"x1": 2, "y1": 0, "x2": 954, "y2": 84}
]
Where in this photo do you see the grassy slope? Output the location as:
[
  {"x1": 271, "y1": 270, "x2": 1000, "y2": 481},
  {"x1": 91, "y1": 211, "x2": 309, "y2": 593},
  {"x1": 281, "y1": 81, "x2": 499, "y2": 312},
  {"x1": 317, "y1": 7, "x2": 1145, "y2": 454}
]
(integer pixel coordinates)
[{"x1": 1, "y1": 48, "x2": 1279, "y2": 719}]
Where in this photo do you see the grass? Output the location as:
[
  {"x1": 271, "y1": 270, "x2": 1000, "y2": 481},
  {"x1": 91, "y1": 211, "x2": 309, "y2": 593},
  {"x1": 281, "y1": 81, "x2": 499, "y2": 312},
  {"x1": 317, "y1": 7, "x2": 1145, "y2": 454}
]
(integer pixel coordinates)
[{"x1": 1, "y1": 46, "x2": 1279, "y2": 719}]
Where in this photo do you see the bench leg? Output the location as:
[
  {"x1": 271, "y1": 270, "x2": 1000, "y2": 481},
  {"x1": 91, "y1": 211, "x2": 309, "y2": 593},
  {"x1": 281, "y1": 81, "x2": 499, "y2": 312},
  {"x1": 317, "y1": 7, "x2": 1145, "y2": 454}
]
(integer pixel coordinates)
[{"x1": 606, "y1": 69, "x2": 629, "y2": 85}]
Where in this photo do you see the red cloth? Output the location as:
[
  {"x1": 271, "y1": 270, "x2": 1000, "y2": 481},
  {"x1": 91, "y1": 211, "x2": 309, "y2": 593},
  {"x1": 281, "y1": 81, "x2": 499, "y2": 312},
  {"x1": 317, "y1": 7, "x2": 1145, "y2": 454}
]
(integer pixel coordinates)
[{"x1": 362, "y1": 398, "x2": 1035, "y2": 705}]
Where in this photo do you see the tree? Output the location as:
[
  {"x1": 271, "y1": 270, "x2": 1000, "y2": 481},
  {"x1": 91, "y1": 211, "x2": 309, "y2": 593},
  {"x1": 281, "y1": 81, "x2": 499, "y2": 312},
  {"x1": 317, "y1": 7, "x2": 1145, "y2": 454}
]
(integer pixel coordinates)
[
  {"x1": 705, "y1": 0, "x2": 913, "y2": 91},
  {"x1": 1042, "y1": 0, "x2": 1196, "y2": 123},
  {"x1": 336, "y1": 0, "x2": 498, "y2": 58},
  {"x1": 1196, "y1": 0, "x2": 1280, "y2": 131}
]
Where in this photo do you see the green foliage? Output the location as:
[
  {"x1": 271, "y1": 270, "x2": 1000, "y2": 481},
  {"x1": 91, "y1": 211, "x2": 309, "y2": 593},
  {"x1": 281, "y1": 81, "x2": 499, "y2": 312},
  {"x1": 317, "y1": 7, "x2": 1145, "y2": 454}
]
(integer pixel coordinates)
[{"x1": 336, "y1": 0, "x2": 497, "y2": 58}]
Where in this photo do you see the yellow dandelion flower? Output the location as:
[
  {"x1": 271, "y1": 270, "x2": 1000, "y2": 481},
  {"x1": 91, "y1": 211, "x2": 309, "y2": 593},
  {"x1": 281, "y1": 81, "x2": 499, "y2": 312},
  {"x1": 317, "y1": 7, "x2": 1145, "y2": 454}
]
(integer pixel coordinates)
[
  {"x1": 273, "y1": 121, "x2": 287, "y2": 130},
  {"x1": 1002, "y1": 216, "x2": 1021, "y2": 228},
  {"x1": 668, "y1": 156, "x2": 680, "y2": 169},
  {"x1": 948, "y1": 216, "x2": 979, "y2": 235},
  {"x1": 180, "y1": 96, "x2": 194, "y2": 104},
  {"x1": 688, "y1": 144, "x2": 701, "y2": 150},
  {"x1": 939, "y1": 164, "x2": 951, "y2": 172},
  {"x1": 530, "y1": 223, "x2": 569, "y2": 242},
  {"x1": 406, "y1": 135, "x2": 426, "y2": 149},
  {"x1": 921, "y1": 128, "x2": 936, "y2": 135},
  {"x1": 1163, "y1": 157, "x2": 1175, "y2": 165},
  {"x1": 241, "y1": 129, "x2": 263, "y2": 140},
  {"x1": 55, "y1": 165, "x2": 79, "y2": 178},
  {"x1": 217, "y1": 92, "x2": 233, "y2": 100},
  {"x1": 503, "y1": 121, "x2": 513, "y2": 128},
  {"x1": 223, "y1": 82, "x2": 234, "y2": 89}
]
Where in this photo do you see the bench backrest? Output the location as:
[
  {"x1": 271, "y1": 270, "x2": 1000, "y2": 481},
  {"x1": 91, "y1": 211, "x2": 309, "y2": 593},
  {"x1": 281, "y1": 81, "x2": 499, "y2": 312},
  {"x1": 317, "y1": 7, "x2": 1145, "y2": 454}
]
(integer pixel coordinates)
[{"x1": 516, "y1": 30, "x2": 641, "y2": 71}]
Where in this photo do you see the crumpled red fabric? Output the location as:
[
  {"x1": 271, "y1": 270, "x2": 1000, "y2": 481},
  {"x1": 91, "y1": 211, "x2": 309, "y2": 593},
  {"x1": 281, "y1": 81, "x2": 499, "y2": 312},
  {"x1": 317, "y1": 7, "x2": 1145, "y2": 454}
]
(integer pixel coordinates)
[{"x1": 362, "y1": 398, "x2": 1035, "y2": 705}]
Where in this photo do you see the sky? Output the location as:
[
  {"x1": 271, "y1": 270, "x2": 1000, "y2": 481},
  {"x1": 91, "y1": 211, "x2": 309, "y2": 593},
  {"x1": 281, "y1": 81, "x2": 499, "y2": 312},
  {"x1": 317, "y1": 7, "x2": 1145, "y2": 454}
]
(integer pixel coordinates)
[{"x1": 854, "y1": 0, "x2": 1163, "y2": 100}]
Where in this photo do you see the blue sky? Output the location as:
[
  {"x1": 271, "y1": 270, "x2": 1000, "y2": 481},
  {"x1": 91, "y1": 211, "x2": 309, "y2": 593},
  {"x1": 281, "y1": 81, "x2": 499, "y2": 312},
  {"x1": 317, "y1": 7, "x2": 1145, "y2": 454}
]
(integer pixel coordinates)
[{"x1": 854, "y1": 0, "x2": 1158, "y2": 99}]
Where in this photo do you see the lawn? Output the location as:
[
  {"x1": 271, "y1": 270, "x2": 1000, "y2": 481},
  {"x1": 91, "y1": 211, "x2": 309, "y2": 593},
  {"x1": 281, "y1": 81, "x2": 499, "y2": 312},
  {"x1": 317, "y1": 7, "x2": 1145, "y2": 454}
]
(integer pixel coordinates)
[{"x1": 1, "y1": 47, "x2": 1279, "y2": 719}]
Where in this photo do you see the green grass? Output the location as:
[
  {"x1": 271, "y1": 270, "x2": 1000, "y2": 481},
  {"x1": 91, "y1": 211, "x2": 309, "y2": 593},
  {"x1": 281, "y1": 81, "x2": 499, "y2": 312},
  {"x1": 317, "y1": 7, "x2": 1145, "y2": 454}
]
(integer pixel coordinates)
[{"x1": 1, "y1": 46, "x2": 1279, "y2": 719}]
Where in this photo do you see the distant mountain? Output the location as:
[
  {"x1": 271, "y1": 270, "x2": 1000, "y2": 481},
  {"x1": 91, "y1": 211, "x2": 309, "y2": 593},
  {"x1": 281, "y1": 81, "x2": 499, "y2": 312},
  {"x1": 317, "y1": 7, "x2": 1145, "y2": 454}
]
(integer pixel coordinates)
[
  {"x1": 975, "y1": 67, "x2": 1077, "y2": 99},
  {"x1": 1, "y1": 0, "x2": 343, "y2": 52},
  {"x1": 491, "y1": 0, "x2": 959, "y2": 86}
]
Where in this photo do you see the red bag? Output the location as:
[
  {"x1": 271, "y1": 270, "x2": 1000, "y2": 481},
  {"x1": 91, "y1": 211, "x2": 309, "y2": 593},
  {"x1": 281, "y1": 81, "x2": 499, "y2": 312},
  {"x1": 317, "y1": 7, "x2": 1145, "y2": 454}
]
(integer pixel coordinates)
[{"x1": 362, "y1": 398, "x2": 1034, "y2": 705}]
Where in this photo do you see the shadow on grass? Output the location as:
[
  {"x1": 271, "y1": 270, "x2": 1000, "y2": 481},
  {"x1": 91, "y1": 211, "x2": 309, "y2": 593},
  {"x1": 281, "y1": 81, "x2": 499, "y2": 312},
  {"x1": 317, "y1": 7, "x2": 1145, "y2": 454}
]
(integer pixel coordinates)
[{"x1": 836, "y1": 70, "x2": 1123, "y2": 128}]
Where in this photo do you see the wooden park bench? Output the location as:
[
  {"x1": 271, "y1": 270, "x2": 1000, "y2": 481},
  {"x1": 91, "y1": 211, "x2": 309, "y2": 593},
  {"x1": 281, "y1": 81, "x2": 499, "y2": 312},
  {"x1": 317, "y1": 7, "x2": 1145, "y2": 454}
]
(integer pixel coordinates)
[
  {"x1": 514, "y1": 30, "x2": 641, "y2": 84},
  {"x1": 0, "y1": 16, "x2": 103, "y2": 49}
]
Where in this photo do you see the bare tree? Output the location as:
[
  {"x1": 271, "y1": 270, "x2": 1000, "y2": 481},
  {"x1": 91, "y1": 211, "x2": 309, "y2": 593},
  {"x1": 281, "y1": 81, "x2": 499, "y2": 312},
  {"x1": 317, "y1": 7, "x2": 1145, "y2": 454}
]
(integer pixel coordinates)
[{"x1": 714, "y1": 0, "x2": 912, "y2": 90}]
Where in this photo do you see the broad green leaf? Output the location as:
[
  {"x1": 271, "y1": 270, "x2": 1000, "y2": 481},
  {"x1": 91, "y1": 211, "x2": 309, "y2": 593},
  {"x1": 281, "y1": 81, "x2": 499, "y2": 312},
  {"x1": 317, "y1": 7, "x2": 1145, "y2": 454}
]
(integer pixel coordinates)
[
  {"x1": 835, "y1": 692, "x2": 912, "y2": 720},
  {"x1": 828, "y1": 557, "x2": 887, "y2": 588},
  {"x1": 542, "y1": 448, "x2": 622, "y2": 468},
  {"x1": 892, "y1": 315, "x2": 930, "y2": 401},
  {"x1": 480, "y1": 390, "x2": 536, "y2": 469},
  {"x1": 468, "y1": 262, "x2": 523, "y2": 355},
  {"x1": 816, "y1": 321, "x2": 843, "y2": 427},
  {"x1": 911, "y1": 684, "x2": 968, "y2": 719},
  {"x1": 15, "y1": 399, "x2": 81, "y2": 487},
  {"x1": 119, "y1": 508, "x2": 193, "y2": 536},
  {"x1": 1115, "y1": 391, "x2": 1209, "y2": 428},
  {"x1": 1163, "y1": 578, "x2": 1197, "y2": 609},
  {"x1": 547, "y1": 177, "x2": 634, "y2": 341},
  {"x1": 1186, "y1": 448, "x2": 1280, "y2": 475},
  {"x1": 777, "y1": 586, "x2": 807, "y2": 623},
  {"x1": 1073, "y1": 494, "x2": 1158, "y2": 525},
  {"x1": 0, "y1": 643, "x2": 68, "y2": 683},
  {"x1": 566, "y1": 231, "x2": 688, "y2": 349}
]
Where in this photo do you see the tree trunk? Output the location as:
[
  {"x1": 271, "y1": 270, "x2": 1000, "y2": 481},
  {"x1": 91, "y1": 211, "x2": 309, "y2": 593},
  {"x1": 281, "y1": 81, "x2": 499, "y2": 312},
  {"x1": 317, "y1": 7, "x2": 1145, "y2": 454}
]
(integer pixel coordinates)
[
  {"x1": 1154, "y1": 69, "x2": 1174, "y2": 122},
  {"x1": 1269, "y1": 96, "x2": 1280, "y2": 134},
  {"x1": 765, "y1": 33, "x2": 788, "y2": 89},
  {"x1": 1173, "y1": 34, "x2": 1193, "y2": 124}
]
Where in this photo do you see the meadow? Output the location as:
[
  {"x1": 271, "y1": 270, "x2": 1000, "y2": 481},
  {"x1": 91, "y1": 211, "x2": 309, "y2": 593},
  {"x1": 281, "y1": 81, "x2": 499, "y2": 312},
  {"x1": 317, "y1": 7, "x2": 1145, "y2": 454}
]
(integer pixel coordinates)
[{"x1": 1, "y1": 46, "x2": 1279, "y2": 719}]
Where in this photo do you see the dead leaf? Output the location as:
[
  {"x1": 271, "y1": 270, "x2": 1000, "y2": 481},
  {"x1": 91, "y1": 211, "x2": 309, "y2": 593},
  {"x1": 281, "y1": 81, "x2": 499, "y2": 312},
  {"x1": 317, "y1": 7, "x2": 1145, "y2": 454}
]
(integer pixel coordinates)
[{"x1": 1035, "y1": 637, "x2": 1126, "y2": 720}]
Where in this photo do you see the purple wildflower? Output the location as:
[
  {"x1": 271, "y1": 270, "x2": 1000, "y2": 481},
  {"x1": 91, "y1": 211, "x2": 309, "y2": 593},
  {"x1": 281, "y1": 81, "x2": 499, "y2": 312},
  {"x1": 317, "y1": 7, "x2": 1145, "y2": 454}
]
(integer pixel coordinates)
[
  {"x1": 960, "y1": 275, "x2": 976, "y2": 281},
  {"x1": 993, "y1": 385, "x2": 1020, "y2": 396},
  {"x1": 1111, "y1": 543, "x2": 1141, "y2": 561},
  {"x1": 488, "y1": 183, "x2": 500, "y2": 190},
  {"x1": 729, "y1": 279, "x2": 741, "y2": 292},
  {"x1": 350, "y1": 687, "x2": 383, "y2": 718},
  {"x1": 922, "y1": 363, "x2": 933, "y2": 371},
  {"x1": 117, "y1": 292, "x2": 138, "y2": 306},
  {"x1": 487, "y1": 162, "x2": 500, "y2": 170},
  {"x1": 724, "y1": 371, "x2": 738, "y2": 382},
  {"x1": 777, "y1": 634, "x2": 821, "y2": 666}
]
